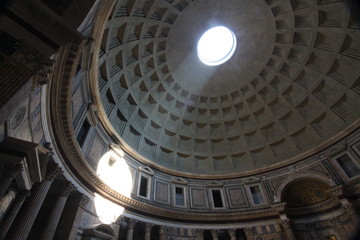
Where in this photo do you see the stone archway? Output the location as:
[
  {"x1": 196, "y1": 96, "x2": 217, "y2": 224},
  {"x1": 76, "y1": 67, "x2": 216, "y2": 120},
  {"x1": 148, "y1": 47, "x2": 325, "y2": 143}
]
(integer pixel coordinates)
[
  {"x1": 281, "y1": 178, "x2": 331, "y2": 208},
  {"x1": 273, "y1": 172, "x2": 334, "y2": 202},
  {"x1": 81, "y1": 224, "x2": 116, "y2": 240}
]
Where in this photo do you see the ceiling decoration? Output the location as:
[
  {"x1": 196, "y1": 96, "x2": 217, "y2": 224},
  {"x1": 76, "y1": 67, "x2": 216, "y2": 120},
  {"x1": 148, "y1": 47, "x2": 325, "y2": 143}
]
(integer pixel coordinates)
[{"x1": 97, "y1": 0, "x2": 360, "y2": 176}]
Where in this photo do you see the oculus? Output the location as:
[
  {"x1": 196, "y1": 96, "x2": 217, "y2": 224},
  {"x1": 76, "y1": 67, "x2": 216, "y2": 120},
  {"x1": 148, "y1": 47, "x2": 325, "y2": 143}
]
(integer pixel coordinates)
[{"x1": 197, "y1": 26, "x2": 237, "y2": 66}]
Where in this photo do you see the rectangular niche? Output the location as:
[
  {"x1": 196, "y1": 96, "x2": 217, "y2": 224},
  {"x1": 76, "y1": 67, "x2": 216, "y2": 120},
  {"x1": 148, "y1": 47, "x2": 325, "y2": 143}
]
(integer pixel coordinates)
[
  {"x1": 154, "y1": 179, "x2": 170, "y2": 204},
  {"x1": 226, "y1": 186, "x2": 249, "y2": 208},
  {"x1": 76, "y1": 119, "x2": 91, "y2": 148},
  {"x1": 249, "y1": 185, "x2": 265, "y2": 205},
  {"x1": 138, "y1": 174, "x2": 151, "y2": 199},
  {"x1": 174, "y1": 186, "x2": 186, "y2": 207},
  {"x1": 211, "y1": 189, "x2": 224, "y2": 208},
  {"x1": 336, "y1": 154, "x2": 360, "y2": 178},
  {"x1": 189, "y1": 187, "x2": 208, "y2": 209}
]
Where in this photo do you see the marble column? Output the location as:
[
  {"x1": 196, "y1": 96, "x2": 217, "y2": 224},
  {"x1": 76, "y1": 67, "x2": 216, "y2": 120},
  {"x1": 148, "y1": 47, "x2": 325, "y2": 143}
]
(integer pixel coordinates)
[
  {"x1": 0, "y1": 164, "x2": 23, "y2": 200},
  {"x1": 59, "y1": 194, "x2": 89, "y2": 240},
  {"x1": 228, "y1": 229, "x2": 237, "y2": 240},
  {"x1": 5, "y1": 163, "x2": 61, "y2": 240},
  {"x1": 244, "y1": 228, "x2": 255, "y2": 240},
  {"x1": 281, "y1": 218, "x2": 296, "y2": 240},
  {"x1": 159, "y1": 226, "x2": 167, "y2": 240},
  {"x1": 126, "y1": 219, "x2": 137, "y2": 240},
  {"x1": 0, "y1": 190, "x2": 30, "y2": 239},
  {"x1": 211, "y1": 229, "x2": 218, "y2": 240},
  {"x1": 144, "y1": 223, "x2": 153, "y2": 240},
  {"x1": 38, "y1": 182, "x2": 75, "y2": 240},
  {"x1": 196, "y1": 229, "x2": 204, "y2": 240}
]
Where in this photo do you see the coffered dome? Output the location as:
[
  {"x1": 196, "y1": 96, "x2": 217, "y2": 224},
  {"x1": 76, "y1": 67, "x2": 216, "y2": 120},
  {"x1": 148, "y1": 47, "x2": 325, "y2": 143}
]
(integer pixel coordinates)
[{"x1": 97, "y1": 0, "x2": 360, "y2": 177}]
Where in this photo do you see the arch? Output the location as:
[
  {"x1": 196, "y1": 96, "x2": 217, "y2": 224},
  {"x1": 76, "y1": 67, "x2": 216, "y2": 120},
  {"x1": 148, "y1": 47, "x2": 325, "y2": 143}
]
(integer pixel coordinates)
[
  {"x1": 273, "y1": 172, "x2": 334, "y2": 202},
  {"x1": 93, "y1": 224, "x2": 115, "y2": 236},
  {"x1": 281, "y1": 178, "x2": 331, "y2": 207},
  {"x1": 82, "y1": 224, "x2": 116, "y2": 240}
]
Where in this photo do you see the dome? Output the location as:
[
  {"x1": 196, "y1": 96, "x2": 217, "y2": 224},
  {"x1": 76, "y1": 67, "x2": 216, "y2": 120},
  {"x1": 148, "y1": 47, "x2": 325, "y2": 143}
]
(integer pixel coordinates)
[
  {"x1": 97, "y1": 0, "x2": 360, "y2": 177},
  {"x1": 1, "y1": 0, "x2": 360, "y2": 239}
]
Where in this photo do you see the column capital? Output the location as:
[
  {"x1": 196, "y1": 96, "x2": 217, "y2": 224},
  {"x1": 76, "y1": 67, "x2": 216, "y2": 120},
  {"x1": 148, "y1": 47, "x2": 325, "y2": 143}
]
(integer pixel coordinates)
[
  {"x1": 45, "y1": 163, "x2": 62, "y2": 181},
  {"x1": 60, "y1": 182, "x2": 76, "y2": 197},
  {"x1": 79, "y1": 194, "x2": 90, "y2": 208},
  {"x1": 127, "y1": 218, "x2": 137, "y2": 229},
  {"x1": 281, "y1": 219, "x2": 291, "y2": 229},
  {"x1": 196, "y1": 229, "x2": 203, "y2": 237},
  {"x1": 211, "y1": 229, "x2": 218, "y2": 237},
  {"x1": 145, "y1": 223, "x2": 154, "y2": 233},
  {"x1": 160, "y1": 225, "x2": 168, "y2": 234},
  {"x1": 244, "y1": 227, "x2": 254, "y2": 235},
  {"x1": 16, "y1": 190, "x2": 31, "y2": 201},
  {"x1": 5, "y1": 163, "x2": 24, "y2": 177},
  {"x1": 34, "y1": 64, "x2": 53, "y2": 85},
  {"x1": 228, "y1": 229, "x2": 236, "y2": 238}
]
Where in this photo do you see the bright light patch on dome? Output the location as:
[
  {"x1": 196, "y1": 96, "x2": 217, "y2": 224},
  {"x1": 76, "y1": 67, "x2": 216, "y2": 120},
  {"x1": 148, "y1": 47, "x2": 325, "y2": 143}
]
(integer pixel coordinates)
[
  {"x1": 95, "y1": 147, "x2": 132, "y2": 223},
  {"x1": 197, "y1": 26, "x2": 236, "y2": 66}
]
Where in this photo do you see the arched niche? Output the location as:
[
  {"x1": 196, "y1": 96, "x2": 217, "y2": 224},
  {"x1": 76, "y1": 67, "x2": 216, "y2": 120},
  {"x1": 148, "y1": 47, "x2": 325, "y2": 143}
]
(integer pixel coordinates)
[
  {"x1": 81, "y1": 224, "x2": 115, "y2": 240},
  {"x1": 273, "y1": 172, "x2": 334, "y2": 202},
  {"x1": 281, "y1": 178, "x2": 331, "y2": 208}
]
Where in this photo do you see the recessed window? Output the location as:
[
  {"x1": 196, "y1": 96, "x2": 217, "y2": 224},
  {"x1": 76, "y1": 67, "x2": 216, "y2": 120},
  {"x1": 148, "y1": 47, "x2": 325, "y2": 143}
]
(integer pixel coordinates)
[
  {"x1": 175, "y1": 187, "x2": 185, "y2": 206},
  {"x1": 337, "y1": 154, "x2": 360, "y2": 178},
  {"x1": 250, "y1": 186, "x2": 264, "y2": 205},
  {"x1": 197, "y1": 26, "x2": 237, "y2": 66},
  {"x1": 139, "y1": 175, "x2": 149, "y2": 198},
  {"x1": 76, "y1": 119, "x2": 90, "y2": 147},
  {"x1": 211, "y1": 189, "x2": 224, "y2": 208}
]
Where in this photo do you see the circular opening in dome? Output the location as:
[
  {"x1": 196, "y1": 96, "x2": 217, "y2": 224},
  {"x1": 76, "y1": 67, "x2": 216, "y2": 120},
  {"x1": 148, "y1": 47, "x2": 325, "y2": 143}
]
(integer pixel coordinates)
[{"x1": 197, "y1": 26, "x2": 237, "y2": 66}]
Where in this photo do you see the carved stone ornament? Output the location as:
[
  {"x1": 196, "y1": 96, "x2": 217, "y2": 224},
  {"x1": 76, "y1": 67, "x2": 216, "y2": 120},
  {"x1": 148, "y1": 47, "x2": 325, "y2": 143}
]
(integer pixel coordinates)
[{"x1": 10, "y1": 107, "x2": 26, "y2": 130}]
